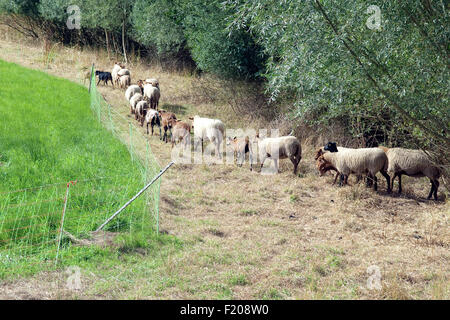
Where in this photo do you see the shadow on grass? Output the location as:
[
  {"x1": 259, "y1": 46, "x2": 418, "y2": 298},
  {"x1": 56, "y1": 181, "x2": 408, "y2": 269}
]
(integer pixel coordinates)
[{"x1": 161, "y1": 103, "x2": 188, "y2": 116}]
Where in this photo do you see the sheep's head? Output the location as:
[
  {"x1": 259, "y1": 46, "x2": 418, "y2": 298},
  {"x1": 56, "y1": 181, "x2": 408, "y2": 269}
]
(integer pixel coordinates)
[
  {"x1": 324, "y1": 142, "x2": 338, "y2": 152},
  {"x1": 314, "y1": 148, "x2": 324, "y2": 160},
  {"x1": 316, "y1": 155, "x2": 336, "y2": 177}
]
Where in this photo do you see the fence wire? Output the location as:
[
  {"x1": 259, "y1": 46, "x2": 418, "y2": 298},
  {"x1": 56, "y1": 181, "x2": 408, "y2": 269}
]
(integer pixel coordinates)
[{"x1": 0, "y1": 66, "x2": 161, "y2": 276}]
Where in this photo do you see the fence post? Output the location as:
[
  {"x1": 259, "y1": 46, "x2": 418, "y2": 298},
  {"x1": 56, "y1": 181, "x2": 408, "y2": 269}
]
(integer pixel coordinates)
[
  {"x1": 108, "y1": 103, "x2": 113, "y2": 132},
  {"x1": 129, "y1": 122, "x2": 134, "y2": 162},
  {"x1": 88, "y1": 63, "x2": 94, "y2": 93},
  {"x1": 55, "y1": 180, "x2": 77, "y2": 265}
]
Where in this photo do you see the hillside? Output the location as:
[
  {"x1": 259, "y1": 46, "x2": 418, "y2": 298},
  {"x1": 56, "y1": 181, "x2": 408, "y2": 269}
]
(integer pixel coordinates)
[{"x1": 0, "y1": 33, "x2": 448, "y2": 299}]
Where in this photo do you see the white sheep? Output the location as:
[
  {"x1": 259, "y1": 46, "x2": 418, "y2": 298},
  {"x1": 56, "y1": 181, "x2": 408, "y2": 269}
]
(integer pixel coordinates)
[
  {"x1": 112, "y1": 62, "x2": 124, "y2": 86},
  {"x1": 143, "y1": 84, "x2": 160, "y2": 109},
  {"x1": 385, "y1": 147, "x2": 441, "y2": 200},
  {"x1": 257, "y1": 135, "x2": 302, "y2": 174},
  {"x1": 129, "y1": 93, "x2": 143, "y2": 114},
  {"x1": 118, "y1": 68, "x2": 130, "y2": 77},
  {"x1": 315, "y1": 145, "x2": 360, "y2": 184},
  {"x1": 135, "y1": 100, "x2": 149, "y2": 126},
  {"x1": 125, "y1": 84, "x2": 143, "y2": 101},
  {"x1": 118, "y1": 74, "x2": 131, "y2": 89},
  {"x1": 191, "y1": 116, "x2": 225, "y2": 159},
  {"x1": 317, "y1": 147, "x2": 391, "y2": 192},
  {"x1": 144, "y1": 78, "x2": 159, "y2": 88}
]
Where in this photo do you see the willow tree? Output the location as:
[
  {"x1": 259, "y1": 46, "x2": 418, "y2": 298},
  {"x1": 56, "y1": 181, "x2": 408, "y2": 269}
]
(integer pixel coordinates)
[{"x1": 228, "y1": 0, "x2": 449, "y2": 184}]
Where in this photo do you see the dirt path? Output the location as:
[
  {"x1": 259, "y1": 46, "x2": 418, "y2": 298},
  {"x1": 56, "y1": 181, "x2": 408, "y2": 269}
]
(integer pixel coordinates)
[{"x1": 0, "y1": 35, "x2": 448, "y2": 299}]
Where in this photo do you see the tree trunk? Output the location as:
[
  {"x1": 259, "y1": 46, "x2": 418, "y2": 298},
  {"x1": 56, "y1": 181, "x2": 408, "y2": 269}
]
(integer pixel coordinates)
[
  {"x1": 122, "y1": 19, "x2": 128, "y2": 63},
  {"x1": 104, "y1": 29, "x2": 110, "y2": 59}
]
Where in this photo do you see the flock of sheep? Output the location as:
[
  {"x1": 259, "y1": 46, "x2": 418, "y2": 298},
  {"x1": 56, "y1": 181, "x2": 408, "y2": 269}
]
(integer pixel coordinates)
[{"x1": 95, "y1": 63, "x2": 442, "y2": 201}]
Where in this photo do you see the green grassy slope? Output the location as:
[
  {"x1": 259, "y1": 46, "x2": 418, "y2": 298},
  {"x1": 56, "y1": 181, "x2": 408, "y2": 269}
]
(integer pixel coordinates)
[
  {"x1": 0, "y1": 60, "x2": 173, "y2": 278},
  {"x1": 0, "y1": 60, "x2": 141, "y2": 188}
]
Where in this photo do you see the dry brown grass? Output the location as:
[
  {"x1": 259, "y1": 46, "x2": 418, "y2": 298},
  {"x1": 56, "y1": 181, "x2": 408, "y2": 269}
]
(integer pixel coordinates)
[{"x1": 0, "y1": 28, "x2": 448, "y2": 300}]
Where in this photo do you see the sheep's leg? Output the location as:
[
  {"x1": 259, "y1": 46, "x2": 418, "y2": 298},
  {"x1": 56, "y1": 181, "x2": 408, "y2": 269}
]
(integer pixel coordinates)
[
  {"x1": 427, "y1": 179, "x2": 439, "y2": 200},
  {"x1": 380, "y1": 170, "x2": 391, "y2": 193},
  {"x1": 260, "y1": 155, "x2": 267, "y2": 171},
  {"x1": 332, "y1": 172, "x2": 339, "y2": 185},
  {"x1": 397, "y1": 174, "x2": 402, "y2": 194},
  {"x1": 273, "y1": 158, "x2": 279, "y2": 173},
  {"x1": 338, "y1": 174, "x2": 345, "y2": 187},
  {"x1": 433, "y1": 179, "x2": 439, "y2": 200},
  {"x1": 365, "y1": 173, "x2": 373, "y2": 188},
  {"x1": 391, "y1": 172, "x2": 397, "y2": 191},
  {"x1": 216, "y1": 141, "x2": 222, "y2": 159},
  {"x1": 373, "y1": 175, "x2": 378, "y2": 191},
  {"x1": 289, "y1": 156, "x2": 297, "y2": 174}
]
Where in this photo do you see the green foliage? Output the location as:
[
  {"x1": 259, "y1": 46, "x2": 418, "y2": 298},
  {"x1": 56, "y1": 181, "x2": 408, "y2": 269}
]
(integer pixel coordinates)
[
  {"x1": 182, "y1": 0, "x2": 264, "y2": 79},
  {"x1": 0, "y1": 0, "x2": 41, "y2": 17},
  {"x1": 131, "y1": 0, "x2": 185, "y2": 55},
  {"x1": 228, "y1": 0, "x2": 449, "y2": 148}
]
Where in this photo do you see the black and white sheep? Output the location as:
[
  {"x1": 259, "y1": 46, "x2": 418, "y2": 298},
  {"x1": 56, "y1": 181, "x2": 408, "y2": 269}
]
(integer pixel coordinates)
[{"x1": 145, "y1": 109, "x2": 161, "y2": 136}]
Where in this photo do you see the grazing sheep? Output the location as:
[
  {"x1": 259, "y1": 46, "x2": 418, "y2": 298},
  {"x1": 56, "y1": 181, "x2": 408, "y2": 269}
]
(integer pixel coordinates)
[
  {"x1": 190, "y1": 116, "x2": 225, "y2": 159},
  {"x1": 159, "y1": 111, "x2": 177, "y2": 143},
  {"x1": 256, "y1": 135, "x2": 301, "y2": 174},
  {"x1": 112, "y1": 62, "x2": 124, "y2": 86},
  {"x1": 315, "y1": 145, "x2": 362, "y2": 184},
  {"x1": 143, "y1": 84, "x2": 160, "y2": 109},
  {"x1": 385, "y1": 148, "x2": 441, "y2": 200},
  {"x1": 145, "y1": 109, "x2": 161, "y2": 136},
  {"x1": 95, "y1": 71, "x2": 114, "y2": 87},
  {"x1": 227, "y1": 136, "x2": 253, "y2": 171},
  {"x1": 317, "y1": 147, "x2": 391, "y2": 192},
  {"x1": 129, "y1": 93, "x2": 143, "y2": 114},
  {"x1": 145, "y1": 78, "x2": 159, "y2": 88},
  {"x1": 118, "y1": 68, "x2": 130, "y2": 77},
  {"x1": 135, "y1": 100, "x2": 149, "y2": 126},
  {"x1": 171, "y1": 120, "x2": 191, "y2": 149},
  {"x1": 125, "y1": 82, "x2": 144, "y2": 101},
  {"x1": 118, "y1": 74, "x2": 131, "y2": 89}
]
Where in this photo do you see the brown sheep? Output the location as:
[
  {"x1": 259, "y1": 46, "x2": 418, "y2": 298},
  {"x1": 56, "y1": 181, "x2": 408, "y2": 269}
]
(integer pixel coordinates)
[
  {"x1": 171, "y1": 120, "x2": 192, "y2": 149},
  {"x1": 227, "y1": 136, "x2": 253, "y2": 171},
  {"x1": 159, "y1": 110, "x2": 177, "y2": 143}
]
